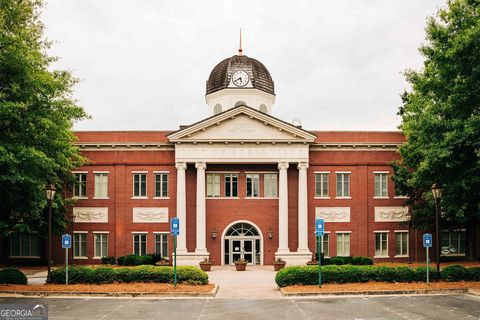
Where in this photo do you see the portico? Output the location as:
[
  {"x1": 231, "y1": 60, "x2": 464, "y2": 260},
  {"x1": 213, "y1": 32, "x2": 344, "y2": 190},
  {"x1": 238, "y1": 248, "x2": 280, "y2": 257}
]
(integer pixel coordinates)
[{"x1": 168, "y1": 106, "x2": 316, "y2": 266}]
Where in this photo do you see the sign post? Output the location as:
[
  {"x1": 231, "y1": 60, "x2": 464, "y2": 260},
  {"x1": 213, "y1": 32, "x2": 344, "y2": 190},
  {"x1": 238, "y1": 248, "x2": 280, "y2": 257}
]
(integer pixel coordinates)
[
  {"x1": 61, "y1": 234, "x2": 72, "y2": 285},
  {"x1": 170, "y1": 217, "x2": 180, "y2": 288},
  {"x1": 423, "y1": 233, "x2": 432, "y2": 284},
  {"x1": 315, "y1": 218, "x2": 325, "y2": 288}
]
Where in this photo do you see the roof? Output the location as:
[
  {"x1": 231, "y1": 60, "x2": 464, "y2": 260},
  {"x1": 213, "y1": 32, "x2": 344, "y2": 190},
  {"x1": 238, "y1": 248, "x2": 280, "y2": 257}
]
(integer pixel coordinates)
[{"x1": 206, "y1": 55, "x2": 275, "y2": 95}]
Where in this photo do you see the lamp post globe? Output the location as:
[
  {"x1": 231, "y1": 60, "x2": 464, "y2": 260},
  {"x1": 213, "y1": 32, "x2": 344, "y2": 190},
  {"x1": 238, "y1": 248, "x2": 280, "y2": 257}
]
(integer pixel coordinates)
[
  {"x1": 431, "y1": 183, "x2": 443, "y2": 273},
  {"x1": 45, "y1": 184, "x2": 56, "y2": 282}
]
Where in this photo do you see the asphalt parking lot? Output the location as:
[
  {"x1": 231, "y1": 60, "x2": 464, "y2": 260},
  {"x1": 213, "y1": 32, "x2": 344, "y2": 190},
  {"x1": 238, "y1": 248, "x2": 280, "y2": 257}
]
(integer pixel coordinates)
[{"x1": 1, "y1": 294, "x2": 480, "y2": 320}]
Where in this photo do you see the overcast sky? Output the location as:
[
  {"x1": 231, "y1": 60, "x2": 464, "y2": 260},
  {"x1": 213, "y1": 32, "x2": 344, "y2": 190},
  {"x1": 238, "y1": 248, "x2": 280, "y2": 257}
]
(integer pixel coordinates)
[{"x1": 42, "y1": 0, "x2": 445, "y2": 132}]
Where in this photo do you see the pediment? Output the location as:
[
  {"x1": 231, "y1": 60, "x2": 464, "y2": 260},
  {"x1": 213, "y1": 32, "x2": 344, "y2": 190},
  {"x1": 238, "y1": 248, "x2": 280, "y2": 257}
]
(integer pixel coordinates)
[{"x1": 168, "y1": 106, "x2": 316, "y2": 143}]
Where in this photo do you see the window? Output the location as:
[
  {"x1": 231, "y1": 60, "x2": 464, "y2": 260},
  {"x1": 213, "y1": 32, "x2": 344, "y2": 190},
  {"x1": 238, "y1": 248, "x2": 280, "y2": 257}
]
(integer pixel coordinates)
[
  {"x1": 259, "y1": 104, "x2": 268, "y2": 113},
  {"x1": 336, "y1": 173, "x2": 350, "y2": 197},
  {"x1": 336, "y1": 233, "x2": 350, "y2": 256},
  {"x1": 94, "y1": 233, "x2": 108, "y2": 258},
  {"x1": 10, "y1": 233, "x2": 39, "y2": 257},
  {"x1": 213, "y1": 104, "x2": 222, "y2": 114},
  {"x1": 155, "y1": 233, "x2": 168, "y2": 257},
  {"x1": 133, "y1": 173, "x2": 147, "y2": 197},
  {"x1": 225, "y1": 174, "x2": 238, "y2": 197},
  {"x1": 207, "y1": 173, "x2": 221, "y2": 197},
  {"x1": 318, "y1": 233, "x2": 330, "y2": 257},
  {"x1": 441, "y1": 230, "x2": 466, "y2": 255},
  {"x1": 375, "y1": 232, "x2": 388, "y2": 257},
  {"x1": 374, "y1": 173, "x2": 388, "y2": 197},
  {"x1": 264, "y1": 173, "x2": 278, "y2": 197},
  {"x1": 73, "y1": 173, "x2": 87, "y2": 198},
  {"x1": 235, "y1": 100, "x2": 246, "y2": 107},
  {"x1": 154, "y1": 173, "x2": 168, "y2": 197},
  {"x1": 94, "y1": 173, "x2": 108, "y2": 198},
  {"x1": 395, "y1": 232, "x2": 409, "y2": 257},
  {"x1": 315, "y1": 173, "x2": 329, "y2": 197},
  {"x1": 246, "y1": 174, "x2": 260, "y2": 197},
  {"x1": 133, "y1": 233, "x2": 147, "y2": 256},
  {"x1": 74, "y1": 233, "x2": 87, "y2": 258}
]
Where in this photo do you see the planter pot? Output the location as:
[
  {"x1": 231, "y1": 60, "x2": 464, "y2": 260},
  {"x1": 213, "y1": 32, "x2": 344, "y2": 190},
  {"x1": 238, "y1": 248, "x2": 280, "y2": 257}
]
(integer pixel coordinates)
[
  {"x1": 234, "y1": 262, "x2": 247, "y2": 271},
  {"x1": 199, "y1": 262, "x2": 212, "y2": 271},
  {"x1": 306, "y1": 261, "x2": 318, "y2": 266},
  {"x1": 273, "y1": 261, "x2": 286, "y2": 271}
]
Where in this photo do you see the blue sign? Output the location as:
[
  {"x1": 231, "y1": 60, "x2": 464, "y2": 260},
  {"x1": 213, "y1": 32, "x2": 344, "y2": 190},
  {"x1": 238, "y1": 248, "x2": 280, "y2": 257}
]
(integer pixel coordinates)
[
  {"x1": 171, "y1": 217, "x2": 180, "y2": 236},
  {"x1": 423, "y1": 233, "x2": 432, "y2": 248},
  {"x1": 315, "y1": 218, "x2": 325, "y2": 237},
  {"x1": 62, "y1": 234, "x2": 71, "y2": 249}
]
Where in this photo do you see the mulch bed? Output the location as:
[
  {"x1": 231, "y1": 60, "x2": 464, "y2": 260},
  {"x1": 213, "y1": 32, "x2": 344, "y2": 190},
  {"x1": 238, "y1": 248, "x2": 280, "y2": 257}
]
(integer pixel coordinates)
[
  {"x1": 282, "y1": 281, "x2": 480, "y2": 293},
  {"x1": 0, "y1": 283, "x2": 215, "y2": 293}
]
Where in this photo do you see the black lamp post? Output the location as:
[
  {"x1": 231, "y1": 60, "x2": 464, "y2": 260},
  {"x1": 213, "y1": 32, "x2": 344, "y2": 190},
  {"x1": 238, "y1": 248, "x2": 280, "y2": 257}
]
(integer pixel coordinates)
[
  {"x1": 431, "y1": 183, "x2": 443, "y2": 273},
  {"x1": 45, "y1": 184, "x2": 56, "y2": 282}
]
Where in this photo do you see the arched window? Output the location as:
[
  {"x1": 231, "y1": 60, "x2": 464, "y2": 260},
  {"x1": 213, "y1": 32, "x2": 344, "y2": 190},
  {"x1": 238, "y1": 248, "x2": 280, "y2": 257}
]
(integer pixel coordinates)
[
  {"x1": 226, "y1": 223, "x2": 260, "y2": 237},
  {"x1": 213, "y1": 104, "x2": 222, "y2": 115},
  {"x1": 234, "y1": 100, "x2": 247, "y2": 107},
  {"x1": 259, "y1": 104, "x2": 268, "y2": 113}
]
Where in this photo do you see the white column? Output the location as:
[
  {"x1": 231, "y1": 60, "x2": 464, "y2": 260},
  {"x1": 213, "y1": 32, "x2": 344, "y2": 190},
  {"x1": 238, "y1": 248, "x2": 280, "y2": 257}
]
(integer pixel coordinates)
[
  {"x1": 277, "y1": 162, "x2": 290, "y2": 253},
  {"x1": 175, "y1": 162, "x2": 187, "y2": 253},
  {"x1": 297, "y1": 162, "x2": 310, "y2": 253},
  {"x1": 195, "y1": 162, "x2": 207, "y2": 254}
]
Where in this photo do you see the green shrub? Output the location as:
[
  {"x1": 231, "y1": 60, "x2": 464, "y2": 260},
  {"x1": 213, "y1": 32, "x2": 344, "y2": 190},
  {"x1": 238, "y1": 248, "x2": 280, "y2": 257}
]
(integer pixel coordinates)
[
  {"x1": 147, "y1": 253, "x2": 162, "y2": 264},
  {"x1": 441, "y1": 265, "x2": 470, "y2": 282},
  {"x1": 351, "y1": 256, "x2": 373, "y2": 265},
  {"x1": 468, "y1": 267, "x2": 480, "y2": 281},
  {"x1": 330, "y1": 257, "x2": 345, "y2": 265},
  {"x1": 117, "y1": 254, "x2": 153, "y2": 266},
  {"x1": 0, "y1": 268, "x2": 28, "y2": 285},
  {"x1": 49, "y1": 265, "x2": 208, "y2": 285},
  {"x1": 275, "y1": 265, "x2": 445, "y2": 287},
  {"x1": 101, "y1": 256, "x2": 116, "y2": 265}
]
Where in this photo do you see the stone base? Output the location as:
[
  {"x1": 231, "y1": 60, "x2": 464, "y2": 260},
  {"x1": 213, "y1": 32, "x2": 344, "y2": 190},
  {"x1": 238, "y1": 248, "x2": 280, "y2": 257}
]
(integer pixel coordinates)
[
  {"x1": 173, "y1": 252, "x2": 210, "y2": 266},
  {"x1": 275, "y1": 251, "x2": 312, "y2": 266}
]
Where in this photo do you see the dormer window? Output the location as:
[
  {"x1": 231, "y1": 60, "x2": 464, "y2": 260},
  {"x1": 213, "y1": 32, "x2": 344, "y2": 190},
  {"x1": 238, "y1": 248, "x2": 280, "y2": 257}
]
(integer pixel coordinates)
[
  {"x1": 259, "y1": 104, "x2": 268, "y2": 113},
  {"x1": 235, "y1": 101, "x2": 247, "y2": 107}
]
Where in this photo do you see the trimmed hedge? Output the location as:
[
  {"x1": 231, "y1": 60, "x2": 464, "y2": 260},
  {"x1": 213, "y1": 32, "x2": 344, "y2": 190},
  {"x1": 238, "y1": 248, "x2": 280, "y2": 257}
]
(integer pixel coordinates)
[
  {"x1": 351, "y1": 256, "x2": 374, "y2": 265},
  {"x1": 101, "y1": 256, "x2": 116, "y2": 265},
  {"x1": 275, "y1": 265, "x2": 441, "y2": 287},
  {"x1": 0, "y1": 268, "x2": 28, "y2": 285},
  {"x1": 49, "y1": 265, "x2": 208, "y2": 285},
  {"x1": 117, "y1": 254, "x2": 153, "y2": 266}
]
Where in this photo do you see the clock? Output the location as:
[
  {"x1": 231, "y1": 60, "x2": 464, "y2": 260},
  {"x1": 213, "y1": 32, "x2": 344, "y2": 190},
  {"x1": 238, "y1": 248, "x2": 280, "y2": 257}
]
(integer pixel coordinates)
[{"x1": 232, "y1": 70, "x2": 249, "y2": 87}]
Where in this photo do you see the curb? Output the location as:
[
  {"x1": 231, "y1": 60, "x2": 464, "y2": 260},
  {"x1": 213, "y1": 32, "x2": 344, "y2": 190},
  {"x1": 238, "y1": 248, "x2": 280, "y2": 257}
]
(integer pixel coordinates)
[
  {"x1": 280, "y1": 288, "x2": 470, "y2": 297},
  {"x1": 0, "y1": 284, "x2": 219, "y2": 298}
]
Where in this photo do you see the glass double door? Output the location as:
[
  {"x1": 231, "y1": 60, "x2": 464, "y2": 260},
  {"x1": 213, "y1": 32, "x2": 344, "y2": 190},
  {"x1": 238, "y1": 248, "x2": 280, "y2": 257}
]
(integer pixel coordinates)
[{"x1": 230, "y1": 238, "x2": 254, "y2": 265}]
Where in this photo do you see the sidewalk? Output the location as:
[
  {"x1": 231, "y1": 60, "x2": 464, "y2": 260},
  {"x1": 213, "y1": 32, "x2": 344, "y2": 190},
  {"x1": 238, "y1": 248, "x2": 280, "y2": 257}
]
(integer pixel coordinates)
[{"x1": 207, "y1": 265, "x2": 281, "y2": 299}]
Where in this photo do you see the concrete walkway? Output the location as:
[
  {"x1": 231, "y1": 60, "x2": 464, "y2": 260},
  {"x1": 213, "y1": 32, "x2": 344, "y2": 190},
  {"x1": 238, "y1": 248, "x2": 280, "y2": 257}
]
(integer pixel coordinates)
[{"x1": 207, "y1": 265, "x2": 282, "y2": 299}]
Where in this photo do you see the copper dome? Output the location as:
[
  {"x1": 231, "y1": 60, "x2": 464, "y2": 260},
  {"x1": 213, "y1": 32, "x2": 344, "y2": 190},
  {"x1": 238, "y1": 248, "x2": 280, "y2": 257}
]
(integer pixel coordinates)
[{"x1": 206, "y1": 55, "x2": 275, "y2": 95}]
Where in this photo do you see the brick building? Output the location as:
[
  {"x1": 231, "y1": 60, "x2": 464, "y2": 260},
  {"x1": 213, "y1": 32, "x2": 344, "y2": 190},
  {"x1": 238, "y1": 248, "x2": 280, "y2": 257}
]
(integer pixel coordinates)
[{"x1": 2, "y1": 48, "x2": 467, "y2": 266}]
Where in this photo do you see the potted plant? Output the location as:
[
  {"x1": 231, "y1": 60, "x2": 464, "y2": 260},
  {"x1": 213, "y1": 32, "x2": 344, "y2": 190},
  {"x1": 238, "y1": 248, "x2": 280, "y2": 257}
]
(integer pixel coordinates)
[
  {"x1": 273, "y1": 257, "x2": 286, "y2": 271},
  {"x1": 306, "y1": 253, "x2": 318, "y2": 266},
  {"x1": 199, "y1": 257, "x2": 213, "y2": 271},
  {"x1": 234, "y1": 258, "x2": 248, "y2": 271},
  {"x1": 155, "y1": 257, "x2": 170, "y2": 266}
]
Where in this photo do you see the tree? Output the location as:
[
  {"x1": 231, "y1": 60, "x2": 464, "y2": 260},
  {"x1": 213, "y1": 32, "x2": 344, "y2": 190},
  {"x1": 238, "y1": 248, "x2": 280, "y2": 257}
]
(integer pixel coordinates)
[
  {"x1": 393, "y1": 0, "x2": 480, "y2": 259},
  {"x1": 0, "y1": 0, "x2": 89, "y2": 237}
]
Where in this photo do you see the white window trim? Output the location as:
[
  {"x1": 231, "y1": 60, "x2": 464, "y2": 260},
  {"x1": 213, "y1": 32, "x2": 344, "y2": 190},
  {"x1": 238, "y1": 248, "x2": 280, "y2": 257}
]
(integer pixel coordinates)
[
  {"x1": 72, "y1": 171, "x2": 88, "y2": 174},
  {"x1": 153, "y1": 231, "x2": 170, "y2": 234},
  {"x1": 394, "y1": 230, "x2": 409, "y2": 233},
  {"x1": 335, "y1": 196, "x2": 352, "y2": 199},
  {"x1": 373, "y1": 196, "x2": 390, "y2": 199},
  {"x1": 153, "y1": 171, "x2": 170, "y2": 173},
  {"x1": 133, "y1": 172, "x2": 147, "y2": 198},
  {"x1": 394, "y1": 196, "x2": 410, "y2": 199},
  {"x1": 153, "y1": 197, "x2": 170, "y2": 199},
  {"x1": 131, "y1": 231, "x2": 148, "y2": 234},
  {"x1": 93, "y1": 197, "x2": 109, "y2": 200},
  {"x1": 336, "y1": 232, "x2": 351, "y2": 256},
  {"x1": 73, "y1": 196, "x2": 89, "y2": 200},
  {"x1": 245, "y1": 197, "x2": 279, "y2": 200},
  {"x1": 245, "y1": 171, "x2": 277, "y2": 174},
  {"x1": 207, "y1": 173, "x2": 221, "y2": 198},
  {"x1": 154, "y1": 172, "x2": 169, "y2": 198},
  {"x1": 94, "y1": 172, "x2": 109, "y2": 199},
  {"x1": 93, "y1": 233, "x2": 108, "y2": 259},
  {"x1": 93, "y1": 171, "x2": 110, "y2": 174},
  {"x1": 394, "y1": 231, "x2": 409, "y2": 258},
  {"x1": 264, "y1": 173, "x2": 278, "y2": 198},
  {"x1": 132, "y1": 233, "x2": 147, "y2": 256},
  {"x1": 374, "y1": 172, "x2": 389, "y2": 198},
  {"x1": 224, "y1": 173, "x2": 239, "y2": 198},
  {"x1": 73, "y1": 232, "x2": 88, "y2": 259},
  {"x1": 246, "y1": 173, "x2": 260, "y2": 198},
  {"x1": 314, "y1": 171, "x2": 330, "y2": 174},
  {"x1": 335, "y1": 171, "x2": 351, "y2": 174},
  {"x1": 207, "y1": 197, "x2": 240, "y2": 200},
  {"x1": 314, "y1": 197, "x2": 331, "y2": 199},
  {"x1": 206, "y1": 171, "x2": 240, "y2": 174},
  {"x1": 335, "y1": 231, "x2": 352, "y2": 234},
  {"x1": 373, "y1": 171, "x2": 390, "y2": 174},
  {"x1": 132, "y1": 196, "x2": 148, "y2": 199},
  {"x1": 315, "y1": 172, "x2": 329, "y2": 198},
  {"x1": 374, "y1": 231, "x2": 389, "y2": 258}
]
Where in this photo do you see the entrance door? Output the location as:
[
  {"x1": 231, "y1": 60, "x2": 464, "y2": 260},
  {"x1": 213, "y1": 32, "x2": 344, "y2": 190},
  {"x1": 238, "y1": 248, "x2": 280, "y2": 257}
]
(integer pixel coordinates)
[{"x1": 230, "y1": 239, "x2": 254, "y2": 265}]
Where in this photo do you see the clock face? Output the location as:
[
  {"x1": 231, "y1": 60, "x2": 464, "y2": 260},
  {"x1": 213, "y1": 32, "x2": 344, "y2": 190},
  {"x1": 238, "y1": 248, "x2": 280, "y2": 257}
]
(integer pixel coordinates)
[{"x1": 232, "y1": 70, "x2": 249, "y2": 87}]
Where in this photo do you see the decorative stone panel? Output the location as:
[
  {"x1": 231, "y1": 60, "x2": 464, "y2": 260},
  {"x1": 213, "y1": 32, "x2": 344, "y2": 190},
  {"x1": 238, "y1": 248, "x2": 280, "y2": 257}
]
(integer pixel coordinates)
[
  {"x1": 315, "y1": 207, "x2": 350, "y2": 222},
  {"x1": 374, "y1": 207, "x2": 410, "y2": 222},
  {"x1": 73, "y1": 207, "x2": 108, "y2": 223},
  {"x1": 133, "y1": 207, "x2": 168, "y2": 223}
]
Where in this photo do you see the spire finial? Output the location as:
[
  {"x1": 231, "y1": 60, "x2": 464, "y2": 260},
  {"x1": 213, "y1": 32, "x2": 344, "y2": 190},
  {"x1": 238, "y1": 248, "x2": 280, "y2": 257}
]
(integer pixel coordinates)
[{"x1": 238, "y1": 28, "x2": 243, "y2": 55}]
